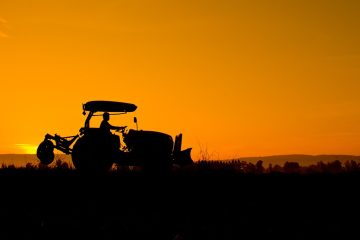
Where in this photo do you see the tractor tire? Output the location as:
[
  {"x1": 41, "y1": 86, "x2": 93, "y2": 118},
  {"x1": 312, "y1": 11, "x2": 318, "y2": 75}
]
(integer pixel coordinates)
[
  {"x1": 71, "y1": 136, "x2": 114, "y2": 172},
  {"x1": 37, "y1": 140, "x2": 55, "y2": 165}
]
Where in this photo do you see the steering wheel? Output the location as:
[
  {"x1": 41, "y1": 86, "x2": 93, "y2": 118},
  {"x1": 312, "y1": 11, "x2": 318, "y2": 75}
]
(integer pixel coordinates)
[{"x1": 115, "y1": 126, "x2": 127, "y2": 133}]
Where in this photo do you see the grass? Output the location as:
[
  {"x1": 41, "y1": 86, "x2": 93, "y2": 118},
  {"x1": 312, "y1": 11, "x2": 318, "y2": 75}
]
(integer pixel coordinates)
[
  {"x1": 2, "y1": 157, "x2": 359, "y2": 175},
  {"x1": 0, "y1": 157, "x2": 359, "y2": 240}
]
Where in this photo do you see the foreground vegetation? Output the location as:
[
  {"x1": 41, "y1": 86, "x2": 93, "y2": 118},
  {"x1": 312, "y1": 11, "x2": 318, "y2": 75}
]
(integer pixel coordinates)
[
  {"x1": 0, "y1": 158, "x2": 359, "y2": 240},
  {"x1": 1, "y1": 158, "x2": 360, "y2": 174}
]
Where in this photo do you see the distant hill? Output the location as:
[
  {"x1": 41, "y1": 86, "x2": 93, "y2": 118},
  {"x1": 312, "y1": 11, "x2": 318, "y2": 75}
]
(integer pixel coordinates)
[{"x1": 225, "y1": 154, "x2": 360, "y2": 166}]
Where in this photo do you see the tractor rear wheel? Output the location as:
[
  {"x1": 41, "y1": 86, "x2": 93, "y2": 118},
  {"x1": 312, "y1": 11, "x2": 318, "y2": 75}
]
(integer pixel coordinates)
[{"x1": 71, "y1": 136, "x2": 114, "y2": 172}]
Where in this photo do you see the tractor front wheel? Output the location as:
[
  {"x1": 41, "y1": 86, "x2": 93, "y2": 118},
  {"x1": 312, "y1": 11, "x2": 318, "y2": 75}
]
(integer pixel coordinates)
[{"x1": 37, "y1": 140, "x2": 55, "y2": 165}]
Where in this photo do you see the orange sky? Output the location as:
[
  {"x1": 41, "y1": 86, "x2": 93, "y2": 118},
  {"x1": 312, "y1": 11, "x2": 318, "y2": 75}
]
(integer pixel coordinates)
[{"x1": 1, "y1": 0, "x2": 360, "y2": 159}]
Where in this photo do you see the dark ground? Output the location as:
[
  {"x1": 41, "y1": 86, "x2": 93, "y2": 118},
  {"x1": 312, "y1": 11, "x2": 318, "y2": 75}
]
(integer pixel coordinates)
[{"x1": 0, "y1": 169, "x2": 359, "y2": 240}]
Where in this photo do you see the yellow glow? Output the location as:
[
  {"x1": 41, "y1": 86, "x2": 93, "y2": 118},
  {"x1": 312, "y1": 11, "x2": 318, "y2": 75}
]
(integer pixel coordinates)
[{"x1": 15, "y1": 144, "x2": 38, "y2": 154}]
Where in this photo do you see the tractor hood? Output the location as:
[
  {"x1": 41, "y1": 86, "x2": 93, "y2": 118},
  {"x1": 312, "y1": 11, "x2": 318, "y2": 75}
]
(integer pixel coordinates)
[
  {"x1": 123, "y1": 129, "x2": 174, "y2": 155},
  {"x1": 83, "y1": 101, "x2": 137, "y2": 113}
]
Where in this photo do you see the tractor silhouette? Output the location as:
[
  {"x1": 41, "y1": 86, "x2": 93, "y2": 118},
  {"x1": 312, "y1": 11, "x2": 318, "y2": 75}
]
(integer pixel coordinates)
[{"x1": 37, "y1": 101, "x2": 193, "y2": 171}]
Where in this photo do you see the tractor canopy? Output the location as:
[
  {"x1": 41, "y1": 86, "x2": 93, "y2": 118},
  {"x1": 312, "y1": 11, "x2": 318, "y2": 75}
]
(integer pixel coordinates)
[{"x1": 83, "y1": 101, "x2": 137, "y2": 113}]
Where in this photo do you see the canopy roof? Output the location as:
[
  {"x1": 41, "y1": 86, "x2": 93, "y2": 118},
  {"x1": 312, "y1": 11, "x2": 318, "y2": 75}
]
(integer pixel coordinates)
[{"x1": 83, "y1": 101, "x2": 137, "y2": 113}]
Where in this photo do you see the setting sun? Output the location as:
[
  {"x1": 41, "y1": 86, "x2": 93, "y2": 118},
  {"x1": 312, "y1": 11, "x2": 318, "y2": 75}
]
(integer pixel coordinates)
[{"x1": 15, "y1": 144, "x2": 38, "y2": 154}]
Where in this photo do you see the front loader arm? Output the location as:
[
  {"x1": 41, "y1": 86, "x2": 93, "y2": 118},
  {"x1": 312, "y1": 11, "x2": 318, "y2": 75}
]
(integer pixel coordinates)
[{"x1": 44, "y1": 133, "x2": 79, "y2": 154}]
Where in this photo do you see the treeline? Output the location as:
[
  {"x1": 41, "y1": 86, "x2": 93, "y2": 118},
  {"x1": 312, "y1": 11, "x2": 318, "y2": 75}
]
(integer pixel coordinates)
[
  {"x1": 1, "y1": 158, "x2": 360, "y2": 174},
  {"x1": 190, "y1": 159, "x2": 360, "y2": 174}
]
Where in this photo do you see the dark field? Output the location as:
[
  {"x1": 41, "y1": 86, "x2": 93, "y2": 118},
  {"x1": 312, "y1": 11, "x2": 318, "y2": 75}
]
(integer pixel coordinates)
[{"x1": 0, "y1": 168, "x2": 359, "y2": 240}]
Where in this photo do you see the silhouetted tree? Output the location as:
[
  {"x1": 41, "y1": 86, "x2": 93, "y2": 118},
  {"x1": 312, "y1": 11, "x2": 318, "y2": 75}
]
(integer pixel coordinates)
[
  {"x1": 344, "y1": 160, "x2": 360, "y2": 172},
  {"x1": 326, "y1": 160, "x2": 342, "y2": 174},
  {"x1": 283, "y1": 162, "x2": 300, "y2": 174},
  {"x1": 255, "y1": 160, "x2": 264, "y2": 174},
  {"x1": 272, "y1": 164, "x2": 283, "y2": 173}
]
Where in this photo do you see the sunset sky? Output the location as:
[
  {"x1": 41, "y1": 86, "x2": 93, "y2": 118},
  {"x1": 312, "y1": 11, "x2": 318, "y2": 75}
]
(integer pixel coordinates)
[{"x1": 1, "y1": 0, "x2": 360, "y2": 159}]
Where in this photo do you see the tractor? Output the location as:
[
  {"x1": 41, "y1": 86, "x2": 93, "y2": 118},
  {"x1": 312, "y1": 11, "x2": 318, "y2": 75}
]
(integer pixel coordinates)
[{"x1": 36, "y1": 101, "x2": 193, "y2": 171}]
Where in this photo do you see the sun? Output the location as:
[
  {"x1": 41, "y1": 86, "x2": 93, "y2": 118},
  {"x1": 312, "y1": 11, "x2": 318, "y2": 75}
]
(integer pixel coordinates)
[{"x1": 15, "y1": 144, "x2": 38, "y2": 154}]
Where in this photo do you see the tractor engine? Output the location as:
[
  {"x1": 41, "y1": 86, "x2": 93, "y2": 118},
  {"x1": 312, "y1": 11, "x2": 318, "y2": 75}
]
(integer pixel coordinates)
[{"x1": 122, "y1": 129, "x2": 174, "y2": 168}]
